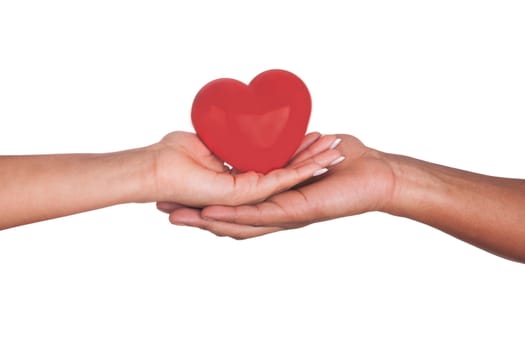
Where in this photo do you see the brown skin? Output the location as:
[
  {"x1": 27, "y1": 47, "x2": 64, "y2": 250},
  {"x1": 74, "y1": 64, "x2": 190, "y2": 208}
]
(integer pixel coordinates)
[
  {"x1": 168, "y1": 134, "x2": 525, "y2": 263},
  {"x1": 0, "y1": 132, "x2": 343, "y2": 230}
]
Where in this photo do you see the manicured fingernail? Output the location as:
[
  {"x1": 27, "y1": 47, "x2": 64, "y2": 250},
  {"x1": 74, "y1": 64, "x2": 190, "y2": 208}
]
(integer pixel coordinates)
[
  {"x1": 329, "y1": 138, "x2": 342, "y2": 150},
  {"x1": 313, "y1": 168, "x2": 328, "y2": 177},
  {"x1": 329, "y1": 156, "x2": 345, "y2": 166}
]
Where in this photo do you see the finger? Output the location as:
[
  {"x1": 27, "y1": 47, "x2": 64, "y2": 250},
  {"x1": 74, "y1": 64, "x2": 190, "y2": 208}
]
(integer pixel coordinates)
[
  {"x1": 202, "y1": 188, "x2": 311, "y2": 227},
  {"x1": 291, "y1": 132, "x2": 321, "y2": 159},
  {"x1": 168, "y1": 207, "x2": 203, "y2": 224},
  {"x1": 184, "y1": 133, "x2": 229, "y2": 173},
  {"x1": 169, "y1": 208, "x2": 281, "y2": 239},
  {"x1": 156, "y1": 201, "x2": 186, "y2": 214},
  {"x1": 229, "y1": 132, "x2": 321, "y2": 176},
  {"x1": 289, "y1": 134, "x2": 341, "y2": 165},
  {"x1": 227, "y1": 148, "x2": 343, "y2": 205}
]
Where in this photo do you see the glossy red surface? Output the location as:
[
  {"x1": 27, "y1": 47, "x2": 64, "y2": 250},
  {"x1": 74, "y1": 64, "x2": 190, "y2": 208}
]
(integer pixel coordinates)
[{"x1": 191, "y1": 69, "x2": 311, "y2": 173}]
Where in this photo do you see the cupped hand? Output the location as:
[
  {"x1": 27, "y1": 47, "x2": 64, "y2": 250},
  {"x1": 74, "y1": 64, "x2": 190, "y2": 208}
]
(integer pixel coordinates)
[
  {"x1": 167, "y1": 134, "x2": 397, "y2": 238},
  {"x1": 150, "y1": 131, "x2": 343, "y2": 208}
]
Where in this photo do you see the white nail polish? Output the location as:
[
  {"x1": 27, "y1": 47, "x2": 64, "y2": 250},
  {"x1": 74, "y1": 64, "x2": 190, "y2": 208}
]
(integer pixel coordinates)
[
  {"x1": 329, "y1": 138, "x2": 342, "y2": 150},
  {"x1": 329, "y1": 156, "x2": 345, "y2": 166},
  {"x1": 313, "y1": 168, "x2": 328, "y2": 177}
]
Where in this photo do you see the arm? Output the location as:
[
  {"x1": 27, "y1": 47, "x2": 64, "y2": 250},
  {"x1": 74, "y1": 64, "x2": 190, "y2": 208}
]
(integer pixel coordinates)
[
  {"x1": 0, "y1": 131, "x2": 342, "y2": 230},
  {"x1": 384, "y1": 153, "x2": 525, "y2": 262},
  {"x1": 0, "y1": 149, "x2": 153, "y2": 229},
  {"x1": 170, "y1": 134, "x2": 525, "y2": 263}
]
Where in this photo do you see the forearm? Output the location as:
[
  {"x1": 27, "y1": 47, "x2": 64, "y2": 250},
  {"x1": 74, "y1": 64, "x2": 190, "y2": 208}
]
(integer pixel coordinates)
[
  {"x1": 384, "y1": 154, "x2": 525, "y2": 263},
  {"x1": 0, "y1": 148, "x2": 155, "y2": 230}
]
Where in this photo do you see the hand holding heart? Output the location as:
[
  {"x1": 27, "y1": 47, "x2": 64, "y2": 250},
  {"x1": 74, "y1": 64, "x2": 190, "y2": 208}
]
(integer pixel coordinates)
[
  {"x1": 152, "y1": 70, "x2": 344, "y2": 209},
  {"x1": 152, "y1": 131, "x2": 344, "y2": 209},
  {"x1": 0, "y1": 69, "x2": 347, "y2": 231}
]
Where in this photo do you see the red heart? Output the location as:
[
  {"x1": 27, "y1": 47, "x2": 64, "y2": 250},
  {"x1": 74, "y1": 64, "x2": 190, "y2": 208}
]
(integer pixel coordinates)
[{"x1": 191, "y1": 69, "x2": 311, "y2": 174}]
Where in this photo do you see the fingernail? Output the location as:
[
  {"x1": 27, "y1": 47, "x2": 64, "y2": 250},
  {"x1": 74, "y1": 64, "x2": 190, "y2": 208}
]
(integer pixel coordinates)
[
  {"x1": 329, "y1": 138, "x2": 342, "y2": 150},
  {"x1": 329, "y1": 156, "x2": 345, "y2": 166},
  {"x1": 313, "y1": 168, "x2": 328, "y2": 177}
]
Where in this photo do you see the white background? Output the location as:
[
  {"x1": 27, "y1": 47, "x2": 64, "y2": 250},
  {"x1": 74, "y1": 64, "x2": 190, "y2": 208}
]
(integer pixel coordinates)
[{"x1": 1, "y1": 1, "x2": 524, "y2": 349}]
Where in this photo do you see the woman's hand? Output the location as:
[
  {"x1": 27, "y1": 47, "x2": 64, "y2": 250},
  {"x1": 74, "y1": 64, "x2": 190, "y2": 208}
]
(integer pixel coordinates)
[
  {"x1": 151, "y1": 131, "x2": 344, "y2": 208},
  {"x1": 0, "y1": 131, "x2": 342, "y2": 230}
]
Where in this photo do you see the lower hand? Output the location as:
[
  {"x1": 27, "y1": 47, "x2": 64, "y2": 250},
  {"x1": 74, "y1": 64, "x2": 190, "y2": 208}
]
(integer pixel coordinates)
[{"x1": 163, "y1": 134, "x2": 395, "y2": 238}]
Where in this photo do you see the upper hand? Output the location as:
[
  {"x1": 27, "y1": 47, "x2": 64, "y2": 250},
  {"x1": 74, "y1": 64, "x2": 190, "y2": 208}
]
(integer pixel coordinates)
[{"x1": 150, "y1": 131, "x2": 343, "y2": 208}]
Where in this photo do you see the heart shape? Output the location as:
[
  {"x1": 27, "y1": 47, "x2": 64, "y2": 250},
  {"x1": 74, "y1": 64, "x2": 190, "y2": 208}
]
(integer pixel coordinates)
[{"x1": 191, "y1": 69, "x2": 311, "y2": 174}]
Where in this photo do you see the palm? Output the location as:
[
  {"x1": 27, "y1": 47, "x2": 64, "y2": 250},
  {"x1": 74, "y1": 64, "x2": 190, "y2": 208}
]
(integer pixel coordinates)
[
  {"x1": 269, "y1": 139, "x2": 395, "y2": 227},
  {"x1": 206, "y1": 134, "x2": 395, "y2": 229},
  {"x1": 153, "y1": 132, "x2": 230, "y2": 205},
  {"x1": 153, "y1": 131, "x2": 343, "y2": 208}
]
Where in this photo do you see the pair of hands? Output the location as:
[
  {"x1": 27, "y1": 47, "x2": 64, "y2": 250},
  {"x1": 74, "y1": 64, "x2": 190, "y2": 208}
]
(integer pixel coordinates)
[{"x1": 151, "y1": 131, "x2": 396, "y2": 239}]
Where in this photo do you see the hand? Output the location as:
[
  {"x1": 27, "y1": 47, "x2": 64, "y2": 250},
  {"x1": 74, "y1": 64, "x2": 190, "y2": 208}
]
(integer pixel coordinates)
[
  {"x1": 0, "y1": 130, "x2": 341, "y2": 230},
  {"x1": 160, "y1": 133, "x2": 525, "y2": 263},
  {"x1": 164, "y1": 134, "x2": 395, "y2": 238},
  {"x1": 151, "y1": 131, "x2": 344, "y2": 208}
]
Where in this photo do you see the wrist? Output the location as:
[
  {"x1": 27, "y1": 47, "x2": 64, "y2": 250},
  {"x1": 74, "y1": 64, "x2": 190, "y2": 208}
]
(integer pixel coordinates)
[
  {"x1": 110, "y1": 146, "x2": 159, "y2": 204},
  {"x1": 380, "y1": 153, "x2": 448, "y2": 218}
]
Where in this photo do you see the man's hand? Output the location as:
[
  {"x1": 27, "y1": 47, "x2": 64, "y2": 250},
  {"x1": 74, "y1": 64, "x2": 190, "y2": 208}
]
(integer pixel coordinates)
[
  {"x1": 161, "y1": 134, "x2": 395, "y2": 238},
  {"x1": 166, "y1": 133, "x2": 525, "y2": 263}
]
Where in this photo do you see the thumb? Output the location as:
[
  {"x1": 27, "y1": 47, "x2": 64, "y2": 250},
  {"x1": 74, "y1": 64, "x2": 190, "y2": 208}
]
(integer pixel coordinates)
[{"x1": 225, "y1": 147, "x2": 343, "y2": 206}]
